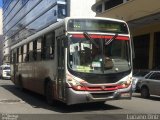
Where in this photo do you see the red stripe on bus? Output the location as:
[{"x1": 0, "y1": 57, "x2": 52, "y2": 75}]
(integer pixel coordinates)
[{"x1": 72, "y1": 34, "x2": 129, "y2": 40}]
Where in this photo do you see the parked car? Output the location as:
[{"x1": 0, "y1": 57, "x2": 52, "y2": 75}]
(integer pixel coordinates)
[
  {"x1": 132, "y1": 70, "x2": 150, "y2": 92},
  {"x1": 0, "y1": 64, "x2": 11, "y2": 80},
  {"x1": 137, "y1": 71, "x2": 160, "y2": 98}
]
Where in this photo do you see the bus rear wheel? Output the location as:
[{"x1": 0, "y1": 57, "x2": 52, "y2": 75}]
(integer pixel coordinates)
[{"x1": 45, "y1": 81, "x2": 54, "y2": 105}]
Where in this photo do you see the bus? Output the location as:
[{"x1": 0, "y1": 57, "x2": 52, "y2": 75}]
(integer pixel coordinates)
[{"x1": 10, "y1": 17, "x2": 133, "y2": 105}]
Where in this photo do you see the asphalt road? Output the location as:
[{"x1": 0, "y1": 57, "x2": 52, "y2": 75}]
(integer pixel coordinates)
[{"x1": 0, "y1": 80, "x2": 160, "y2": 120}]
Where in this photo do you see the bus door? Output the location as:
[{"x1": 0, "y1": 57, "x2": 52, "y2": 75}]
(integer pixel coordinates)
[{"x1": 56, "y1": 36, "x2": 65, "y2": 100}]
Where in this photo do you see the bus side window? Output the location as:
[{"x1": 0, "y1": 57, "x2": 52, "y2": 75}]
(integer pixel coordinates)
[
  {"x1": 41, "y1": 37, "x2": 46, "y2": 60},
  {"x1": 17, "y1": 48, "x2": 19, "y2": 63},
  {"x1": 23, "y1": 44, "x2": 27, "y2": 62},
  {"x1": 33, "y1": 40, "x2": 37, "y2": 61},
  {"x1": 18, "y1": 47, "x2": 21, "y2": 63},
  {"x1": 37, "y1": 37, "x2": 42, "y2": 61},
  {"x1": 29, "y1": 42, "x2": 34, "y2": 62},
  {"x1": 19, "y1": 46, "x2": 23, "y2": 63},
  {"x1": 10, "y1": 50, "x2": 13, "y2": 64},
  {"x1": 13, "y1": 49, "x2": 17, "y2": 64},
  {"x1": 51, "y1": 32, "x2": 55, "y2": 59},
  {"x1": 25, "y1": 43, "x2": 29, "y2": 62},
  {"x1": 45, "y1": 32, "x2": 55, "y2": 60}
]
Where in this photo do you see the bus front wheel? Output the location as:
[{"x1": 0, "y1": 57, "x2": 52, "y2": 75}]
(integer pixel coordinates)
[{"x1": 45, "y1": 81, "x2": 54, "y2": 105}]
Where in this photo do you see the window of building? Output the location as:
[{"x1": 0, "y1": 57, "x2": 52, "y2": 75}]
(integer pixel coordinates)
[
  {"x1": 105, "y1": 0, "x2": 123, "y2": 10},
  {"x1": 3, "y1": 0, "x2": 19, "y2": 23},
  {"x1": 58, "y1": 4, "x2": 67, "y2": 18},
  {"x1": 96, "y1": 4, "x2": 102, "y2": 13}
]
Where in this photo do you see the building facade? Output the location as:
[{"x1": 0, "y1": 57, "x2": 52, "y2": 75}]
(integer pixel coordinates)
[
  {"x1": 2, "y1": 0, "x2": 95, "y2": 63},
  {"x1": 0, "y1": 8, "x2": 3, "y2": 65},
  {"x1": 3, "y1": 0, "x2": 67, "y2": 63},
  {"x1": 92, "y1": 0, "x2": 160, "y2": 70}
]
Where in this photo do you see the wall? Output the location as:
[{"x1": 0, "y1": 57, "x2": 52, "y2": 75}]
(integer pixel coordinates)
[
  {"x1": 95, "y1": 0, "x2": 160, "y2": 22},
  {"x1": 69, "y1": 0, "x2": 96, "y2": 17},
  {"x1": 132, "y1": 22, "x2": 160, "y2": 69}
]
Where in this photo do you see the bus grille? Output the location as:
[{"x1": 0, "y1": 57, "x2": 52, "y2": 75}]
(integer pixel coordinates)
[{"x1": 91, "y1": 92, "x2": 114, "y2": 98}]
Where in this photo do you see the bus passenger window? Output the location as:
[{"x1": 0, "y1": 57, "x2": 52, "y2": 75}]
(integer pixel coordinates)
[
  {"x1": 45, "y1": 34, "x2": 51, "y2": 60},
  {"x1": 10, "y1": 50, "x2": 13, "y2": 64},
  {"x1": 20, "y1": 46, "x2": 23, "y2": 63},
  {"x1": 29, "y1": 42, "x2": 34, "y2": 62},
  {"x1": 45, "y1": 32, "x2": 55, "y2": 60},
  {"x1": 17, "y1": 48, "x2": 19, "y2": 63},
  {"x1": 33, "y1": 40, "x2": 37, "y2": 61},
  {"x1": 51, "y1": 32, "x2": 55, "y2": 59},
  {"x1": 18, "y1": 46, "x2": 23, "y2": 63},
  {"x1": 23, "y1": 45, "x2": 27, "y2": 62},
  {"x1": 13, "y1": 49, "x2": 17, "y2": 64},
  {"x1": 37, "y1": 38, "x2": 42, "y2": 61},
  {"x1": 25, "y1": 43, "x2": 29, "y2": 62},
  {"x1": 41, "y1": 37, "x2": 46, "y2": 60}
]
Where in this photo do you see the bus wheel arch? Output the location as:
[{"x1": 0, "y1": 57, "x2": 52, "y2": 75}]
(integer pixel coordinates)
[{"x1": 44, "y1": 78, "x2": 54, "y2": 105}]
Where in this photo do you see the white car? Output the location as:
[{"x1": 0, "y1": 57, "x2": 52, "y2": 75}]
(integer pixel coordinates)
[
  {"x1": 138, "y1": 71, "x2": 160, "y2": 98},
  {"x1": 0, "y1": 65, "x2": 11, "y2": 80}
]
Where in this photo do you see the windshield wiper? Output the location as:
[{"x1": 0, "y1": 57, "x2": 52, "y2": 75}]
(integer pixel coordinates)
[
  {"x1": 105, "y1": 33, "x2": 118, "y2": 45},
  {"x1": 83, "y1": 32, "x2": 99, "y2": 48}
]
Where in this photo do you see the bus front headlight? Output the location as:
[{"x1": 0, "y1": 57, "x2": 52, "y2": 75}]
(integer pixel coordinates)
[
  {"x1": 118, "y1": 79, "x2": 132, "y2": 89},
  {"x1": 67, "y1": 74, "x2": 86, "y2": 91}
]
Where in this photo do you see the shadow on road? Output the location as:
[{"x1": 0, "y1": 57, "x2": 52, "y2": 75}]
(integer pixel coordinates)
[{"x1": 1, "y1": 84, "x2": 122, "y2": 113}]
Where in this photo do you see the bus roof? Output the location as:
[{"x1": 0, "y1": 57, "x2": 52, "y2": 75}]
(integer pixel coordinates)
[{"x1": 64, "y1": 17, "x2": 127, "y2": 24}]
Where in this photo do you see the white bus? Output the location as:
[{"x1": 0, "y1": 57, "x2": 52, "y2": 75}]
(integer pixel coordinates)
[{"x1": 10, "y1": 17, "x2": 133, "y2": 105}]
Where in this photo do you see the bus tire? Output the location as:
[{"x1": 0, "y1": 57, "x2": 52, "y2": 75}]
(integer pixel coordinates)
[{"x1": 45, "y1": 81, "x2": 54, "y2": 105}]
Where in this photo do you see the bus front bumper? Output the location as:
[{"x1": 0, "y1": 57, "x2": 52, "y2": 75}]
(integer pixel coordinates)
[{"x1": 66, "y1": 87, "x2": 132, "y2": 105}]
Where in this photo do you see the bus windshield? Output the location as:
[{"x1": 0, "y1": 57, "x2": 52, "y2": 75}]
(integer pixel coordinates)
[{"x1": 68, "y1": 34, "x2": 131, "y2": 74}]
